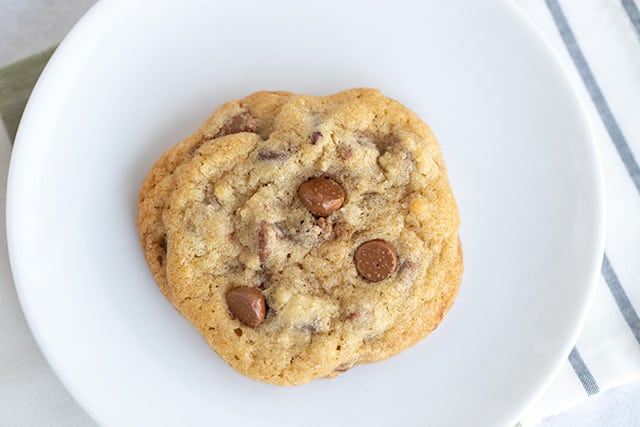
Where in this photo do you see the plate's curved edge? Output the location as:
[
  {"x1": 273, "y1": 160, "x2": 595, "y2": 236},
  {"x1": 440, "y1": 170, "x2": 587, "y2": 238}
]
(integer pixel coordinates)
[
  {"x1": 4, "y1": 1, "x2": 607, "y2": 426},
  {"x1": 502, "y1": 2, "x2": 606, "y2": 425},
  {"x1": 6, "y1": 2, "x2": 116, "y2": 426}
]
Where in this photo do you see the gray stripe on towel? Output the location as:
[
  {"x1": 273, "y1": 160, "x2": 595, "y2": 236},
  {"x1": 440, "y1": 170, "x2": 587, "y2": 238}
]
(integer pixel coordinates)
[
  {"x1": 568, "y1": 347, "x2": 600, "y2": 395},
  {"x1": 546, "y1": 0, "x2": 640, "y2": 194},
  {"x1": 602, "y1": 254, "x2": 640, "y2": 344},
  {"x1": 622, "y1": 0, "x2": 640, "y2": 44}
]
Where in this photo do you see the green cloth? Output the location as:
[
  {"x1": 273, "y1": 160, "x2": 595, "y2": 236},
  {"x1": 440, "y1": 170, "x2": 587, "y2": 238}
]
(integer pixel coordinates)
[{"x1": 0, "y1": 47, "x2": 56, "y2": 144}]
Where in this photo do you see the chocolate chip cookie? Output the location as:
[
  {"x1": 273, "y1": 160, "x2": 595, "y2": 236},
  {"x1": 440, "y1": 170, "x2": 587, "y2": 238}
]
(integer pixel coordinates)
[{"x1": 137, "y1": 89, "x2": 463, "y2": 385}]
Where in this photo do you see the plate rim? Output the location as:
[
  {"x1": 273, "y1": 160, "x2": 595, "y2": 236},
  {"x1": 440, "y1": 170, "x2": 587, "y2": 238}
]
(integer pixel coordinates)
[{"x1": 504, "y1": 2, "x2": 607, "y2": 421}]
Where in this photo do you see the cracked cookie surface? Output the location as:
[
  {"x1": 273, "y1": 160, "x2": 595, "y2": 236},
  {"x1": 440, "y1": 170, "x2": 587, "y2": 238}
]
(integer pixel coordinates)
[{"x1": 137, "y1": 89, "x2": 463, "y2": 385}]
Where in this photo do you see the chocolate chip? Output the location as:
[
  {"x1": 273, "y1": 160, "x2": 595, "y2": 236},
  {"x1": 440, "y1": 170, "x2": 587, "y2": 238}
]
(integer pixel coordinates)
[
  {"x1": 257, "y1": 150, "x2": 288, "y2": 161},
  {"x1": 346, "y1": 307, "x2": 371, "y2": 324},
  {"x1": 297, "y1": 177, "x2": 345, "y2": 217},
  {"x1": 213, "y1": 112, "x2": 257, "y2": 138},
  {"x1": 226, "y1": 286, "x2": 266, "y2": 327},
  {"x1": 258, "y1": 220, "x2": 271, "y2": 262},
  {"x1": 354, "y1": 239, "x2": 398, "y2": 282},
  {"x1": 310, "y1": 131, "x2": 322, "y2": 145}
]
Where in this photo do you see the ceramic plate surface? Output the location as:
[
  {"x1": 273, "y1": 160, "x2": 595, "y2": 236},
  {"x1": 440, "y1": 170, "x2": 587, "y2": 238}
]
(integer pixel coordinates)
[{"x1": 7, "y1": 1, "x2": 605, "y2": 425}]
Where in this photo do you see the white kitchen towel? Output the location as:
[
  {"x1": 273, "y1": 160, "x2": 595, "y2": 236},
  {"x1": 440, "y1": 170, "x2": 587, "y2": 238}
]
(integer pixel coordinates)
[{"x1": 0, "y1": 1, "x2": 639, "y2": 426}]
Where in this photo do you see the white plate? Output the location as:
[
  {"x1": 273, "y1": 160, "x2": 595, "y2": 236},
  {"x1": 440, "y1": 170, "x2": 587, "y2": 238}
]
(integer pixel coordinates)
[{"x1": 7, "y1": 1, "x2": 605, "y2": 426}]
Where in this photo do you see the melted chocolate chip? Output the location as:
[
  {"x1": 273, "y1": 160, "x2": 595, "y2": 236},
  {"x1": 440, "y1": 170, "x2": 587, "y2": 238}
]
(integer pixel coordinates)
[
  {"x1": 399, "y1": 260, "x2": 418, "y2": 277},
  {"x1": 213, "y1": 112, "x2": 257, "y2": 138},
  {"x1": 310, "y1": 131, "x2": 322, "y2": 145},
  {"x1": 188, "y1": 141, "x2": 204, "y2": 156},
  {"x1": 258, "y1": 220, "x2": 271, "y2": 262},
  {"x1": 257, "y1": 150, "x2": 288, "y2": 161}
]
